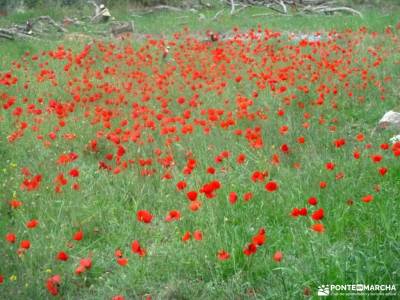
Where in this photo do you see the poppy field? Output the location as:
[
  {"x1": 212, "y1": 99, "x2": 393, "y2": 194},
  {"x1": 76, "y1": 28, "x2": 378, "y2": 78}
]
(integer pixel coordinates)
[{"x1": 1, "y1": 11, "x2": 400, "y2": 299}]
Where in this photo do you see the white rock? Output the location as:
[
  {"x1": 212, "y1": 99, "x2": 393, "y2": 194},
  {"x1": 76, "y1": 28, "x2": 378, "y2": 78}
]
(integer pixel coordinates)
[
  {"x1": 390, "y1": 134, "x2": 400, "y2": 144},
  {"x1": 378, "y1": 111, "x2": 400, "y2": 129}
]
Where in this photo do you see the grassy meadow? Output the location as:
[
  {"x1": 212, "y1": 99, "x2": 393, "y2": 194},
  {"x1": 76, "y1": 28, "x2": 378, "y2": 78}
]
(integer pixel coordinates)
[{"x1": 0, "y1": 3, "x2": 400, "y2": 299}]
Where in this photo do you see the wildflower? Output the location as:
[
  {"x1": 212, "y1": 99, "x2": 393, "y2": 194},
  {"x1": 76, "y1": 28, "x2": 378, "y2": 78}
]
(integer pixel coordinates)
[
  {"x1": 131, "y1": 240, "x2": 146, "y2": 256},
  {"x1": 73, "y1": 230, "x2": 84, "y2": 241},
  {"x1": 265, "y1": 181, "x2": 278, "y2": 192},
  {"x1": 56, "y1": 251, "x2": 69, "y2": 261},
  {"x1": 46, "y1": 275, "x2": 61, "y2": 296},
  {"x1": 273, "y1": 251, "x2": 283, "y2": 262},
  {"x1": 6, "y1": 233, "x2": 16, "y2": 244},
  {"x1": 217, "y1": 250, "x2": 230, "y2": 260},
  {"x1": 165, "y1": 210, "x2": 181, "y2": 222},
  {"x1": 311, "y1": 223, "x2": 325, "y2": 233},
  {"x1": 137, "y1": 210, "x2": 153, "y2": 223},
  {"x1": 182, "y1": 231, "x2": 191, "y2": 242},
  {"x1": 20, "y1": 240, "x2": 30, "y2": 249},
  {"x1": 193, "y1": 230, "x2": 203, "y2": 241}
]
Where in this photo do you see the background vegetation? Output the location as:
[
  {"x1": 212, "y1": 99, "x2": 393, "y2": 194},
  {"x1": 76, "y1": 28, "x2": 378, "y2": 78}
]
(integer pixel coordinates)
[{"x1": 0, "y1": 1, "x2": 399, "y2": 299}]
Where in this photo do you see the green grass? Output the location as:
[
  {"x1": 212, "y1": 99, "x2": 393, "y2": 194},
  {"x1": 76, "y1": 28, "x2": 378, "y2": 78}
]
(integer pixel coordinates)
[{"x1": 0, "y1": 4, "x2": 399, "y2": 300}]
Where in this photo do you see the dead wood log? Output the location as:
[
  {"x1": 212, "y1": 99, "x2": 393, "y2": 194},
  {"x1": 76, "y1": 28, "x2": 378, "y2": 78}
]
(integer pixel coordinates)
[
  {"x1": 110, "y1": 21, "x2": 134, "y2": 37},
  {"x1": 0, "y1": 28, "x2": 39, "y2": 40},
  {"x1": 0, "y1": 29, "x2": 14, "y2": 40},
  {"x1": 227, "y1": 0, "x2": 362, "y2": 17},
  {"x1": 276, "y1": 0, "x2": 288, "y2": 14},
  {"x1": 150, "y1": 5, "x2": 184, "y2": 12},
  {"x1": 311, "y1": 6, "x2": 363, "y2": 17},
  {"x1": 32, "y1": 16, "x2": 68, "y2": 33}
]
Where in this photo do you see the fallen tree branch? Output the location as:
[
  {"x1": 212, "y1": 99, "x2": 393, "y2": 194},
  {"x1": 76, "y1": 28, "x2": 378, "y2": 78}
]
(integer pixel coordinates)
[
  {"x1": 276, "y1": 0, "x2": 287, "y2": 14},
  {"x1": 198, "y1": 0, "x2": 212, "y2": 8},
  {"x1": 230, "y1": 0, "x2": 236, "y2": 15},
  {"x1": 232, "y1": 3, "x2": 249, "y2": 15},
  {"x1": 314, "y1": 6, "x2": 363, "y2": 17},
  {"x1": 0, "y1": 27, "x2": 40, "y2": 40},
  {"x1": 150, "y1": 5, "x2": 184, "y2": 12},
  {"x1": 0, "y1": 29, "x2": 14, "y2": 40},
  {"x1": 110, "y1": 21, "x2": 134, "y2": 37},
  {"x1": 266, "y1": 4, "x2": 288, "y2": 14},
  {"x1": 212, "y1": 9, "x2": 225, "y2": 20},
  {"x1": 32, "y1": 16, "x2": 68, "y2": 33},
  {"x1": 251, "y1": 12, "x2": 293, "y2": 17},
  {"x1": 251, "y1": 12, "x2": 275, "y2": 17},
  {"x1": 226, "y1": 0, "x2": 363, "y2": 17}
]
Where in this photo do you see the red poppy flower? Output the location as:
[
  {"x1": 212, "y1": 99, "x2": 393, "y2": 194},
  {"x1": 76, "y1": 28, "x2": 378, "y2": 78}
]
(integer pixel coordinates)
[
  {"x1": 378, "y1": 167, "x2": 387, "y2": 176},
  {"x1": 26, "y1": 219, "x2": 39, "y2": 229},
  {"x1": 46, "y1": 275, "x2": 61, "y2": 296},
  {"x1": 362, "y1": 194, "x2": 373, "y2": 203},
  {"x1": 9, "y1": 199, "x2": 22, "y2": 209},
  {"x1": 252, "y1": 228, "x2": 266, "y2": 246},
  {"x1": 356, "y1": 133, "x2": 364, "y2": 142},
  {"x1": 311, "y1": 223, "x2": 325, "y2": 233},
  {"x1": 117, "y1": 257, "x2": 128, "y2": 266},
  {"x1": 217, "y1": 250, "x2": 230, "y2": 260},
  {"x1": 115, "y1": 249, "x2": 123, "y2": 258},
  {"x1": 334, "y1": 138, "x2": 346, "y2": 148},
  {"x1": 75, "y1": 265, "x2": 86, "y2": 275},
  {"x1": 207, "y1": 167, "x2": 216, "y2": 174},
  {"x1": 265, "y1": 181, "x2": 278, "y2": 192},
  {"x1": 137, "y1": 210, "x2": 153, "y2": 223},
  {"x1": 236, "y1": 153, "x2": 246, "y2": 164},
  {"x1": 380, "y1": 143, "x2": 389, "y2": 150},
  {"x1": 73, "y1": 230, "x2": 84, "y2": 241},
  {"x1": 131, "y1": 240, "x2": 146, "y2": 256},
  {"x1": 273, "y1": 251, "x2": 283, "y2": 262},
  {"x1": 176, "y1": 181, "x2": 187, "y2": 190},
  {"x1": 182, "y1": 231, "x2": 191, "y2": 242},
  {"x1": 297, "y1": 136, "x2": 305, "y2": 144},
  {"x1": 325, "y1": 162, "x2": 335, "y2": 170},
  {"x1": 243, "y1": 192, "x2": 253, "y2": 202},
  {"x1": 56, "y1": 251, "x2": 69, "y2": 261},
  {"x1": 186, "y1": 191, "x2": 198, "y2": 201},
  {"x1": 280, "y1": 144, "x2": 290, "y2": 153},
  {"x1": 193, "y1": 230, "x2": 203, "y2": 241},
  {"x1": 311, "y1": 208, "x2": 324, "y2": 220},
  {"x1": 371, "y1": 155, "x2": 383, "y2": 163},
  {"x1": 229, "y1": 192, "x2": 238, "y2": 204},
  {"x1": 243, "y1": 243, "x2": 257, "y2": 256},
  {"x1": 308, "y1": 197, "x2": 318, "y2": 205},
  {"x1": 6, "y1": 233, "x2": 16, "y2": 244},
  {"x1": 189, "y1": 201, "x2": 202, "y2": 212},
  {"x1": 165, "y1": 210, "x2": 181, "y2": 222},
  {"x1": 80, "y1": 257, "x2": 92, "y2": 269},
  {"x1": 69, "y1": 168, "x2": 80, "y2": 177},
  {"x1": 299, "y1": 207, "x2": 308, "y2": 216},
  {"x1": 291, "y1": 208, "x2": 300, "y2": 217},
  {"x1": 251, "y1": 171, "x2": 267, "y2": 182},
  {"x1": 20, "y1": 240, "x2": 30, "y2": 249}
]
